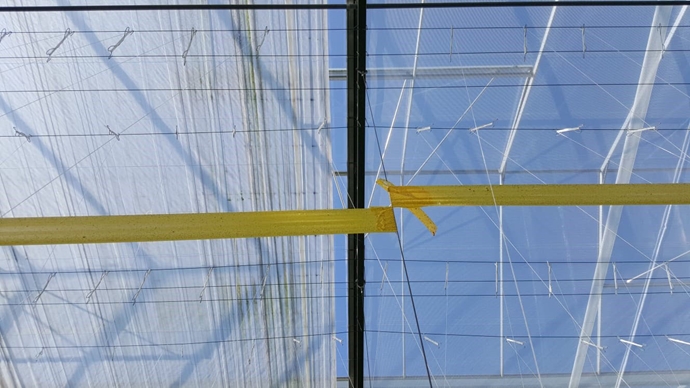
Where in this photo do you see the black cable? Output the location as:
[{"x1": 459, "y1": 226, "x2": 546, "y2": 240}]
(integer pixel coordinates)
[
  {"x1": 0, "y1": 4, "x2": 347, "y2": 12},
  {"x1": 364, "y1": 125, "x2": 690, "y2": 131},
  {"x1": 5, "y1": 289, "x2": 686, "y2": 307},
  {"x1": 363, "y1": 83, "x2": 690, "y2": 91},
  {"x1": 363, "y1": 74, "x2": 433, "y2": 386},
  {"x1": 0, "y1": 259, "x2": 342, "y2": 276},
  {"x1": 384, "y1": 144, "x2": 434, "y2": 387},
  {"x1": 1, "y1": 124, "x2": 688, "y2": 140},
  {"x1": 0, "y1": 331, "x2": 347, "y2": 349},
  {"x1": 1, "y1": 48, "x2": 682, "y2": 60},
  {"x1": 11, "y1": 25, "x2": 690, "y2": 34},
  {"x1": 4, "y1": 82, "x2": 690, "y2": 94},
  {"x1": 366, "y1": 257, "x2": 690, "y2": 265},
  {"x1": 0, "y1": 126, "x2": 348, "y2": 139},
  {"x1": 2, "y1": 257, "x2": 686, "y2": 276},
  {"x1": 367, "y1": 329, "x2": 690, "y2": 340},
  {"x1": 2, "y1": 1, "x2": 689, "y2": 12},
  {"x1": 366, "y1": 87, "x2": 388, "y2": 182},
  {"x1": 5, "y1": 275, "x2": 683, "y2": 293}
]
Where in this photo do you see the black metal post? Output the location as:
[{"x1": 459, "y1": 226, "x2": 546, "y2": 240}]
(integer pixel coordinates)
[{"x1": 347, "y1": 0, "x2": 366, "y2": 385}]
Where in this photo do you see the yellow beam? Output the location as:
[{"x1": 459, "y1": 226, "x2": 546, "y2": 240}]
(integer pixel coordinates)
[
  {"x1": 378, "y1": 180, "x2": 690, "y2": 207},
  {"x1": 0, "y1": 207, "x2": 397, "y2": 246}
]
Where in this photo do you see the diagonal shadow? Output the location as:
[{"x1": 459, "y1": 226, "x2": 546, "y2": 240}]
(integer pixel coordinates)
[
  {"x1": 0, "y1": 93, "x2": 183, "y2": 386},
  {"x1": 9, "y1": 2, "x2": 333, "y2": 385}
]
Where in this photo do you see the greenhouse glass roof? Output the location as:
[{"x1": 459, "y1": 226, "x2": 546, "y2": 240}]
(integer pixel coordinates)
[{"x1": 1, "y1": 1, "x2": 690, "y2": 387}]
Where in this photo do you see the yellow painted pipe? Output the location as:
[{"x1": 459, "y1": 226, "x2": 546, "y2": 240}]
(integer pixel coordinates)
[
  {"x1": 0, "y1": 207, "x2": 397, "y2": 246},
  {"x1": 379, "y1": 180, "x2": 690, "y2": 208}
]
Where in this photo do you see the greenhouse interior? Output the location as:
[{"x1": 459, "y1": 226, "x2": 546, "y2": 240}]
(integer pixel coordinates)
[{"x1": 1, "y1": 1, "x2": 690, "y2": 387}]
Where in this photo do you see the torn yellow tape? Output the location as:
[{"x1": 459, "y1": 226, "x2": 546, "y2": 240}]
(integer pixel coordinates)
[
  {"x1": 407, "y1": 208, "x2": 437, "y2": 236},
  {"x1": 0, "y1": 207, "x2": 397, "y2": 246},
  {"x1": 380, "y1": 181, "x2": 690, "y2": 207},
  {"x1": 376, "y1": 180, "x2": 437, "y2": 235}
]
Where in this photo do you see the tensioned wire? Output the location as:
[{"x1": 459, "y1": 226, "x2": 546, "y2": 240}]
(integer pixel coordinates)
[{"x1": 9, "y1": 25, "x2": 690, "y2": 34}]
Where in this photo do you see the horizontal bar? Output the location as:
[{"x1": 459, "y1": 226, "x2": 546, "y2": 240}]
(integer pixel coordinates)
[
  {"x1": 334, "y1": 166, "x2": 690, "y2": 177},
  {"x1": 1, "y1": 1, "x2": 685, "y2": 13},
  {"x1": 367, "y1": 1, "x2": 690, "y2": 9},
  {"x1": 0, "y1": 207, "x2": 397, "y2": 246},
  {"x1": 384, "y1": 183, "x2": 690, "y2": 207},
  {"x1": 0, "y1": 4, "x2": 348, "y2": 12},
  {"x1": 329, "y1": 65, "x2": 533, "y2": 81},
  {"x1": 337, "y1": 370, "x2": 690, "y2": 388}
]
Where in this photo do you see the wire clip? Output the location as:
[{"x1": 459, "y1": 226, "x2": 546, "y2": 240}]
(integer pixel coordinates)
[
  {"x1": 380, "y1": 262, "x2": 388, "y2": 292},
  {"x1": 581, "y1": 24, "x2": 587, "y2": 58},
  {"x1": 106, "y1": 125, "x2": 120, "y2": 141},
  {"x1": 256, "y1": 26, "x2": 270, "y2": 53},
  {"x1": 506, "y1": 337, "x2": 524, "y2": 346},
  {"x1": 556, "y1": 125, "x2": 582, "y2": 135},
  {"x1": 14, "y1": 127, "x2": 31, "y2": 142},
  {"x1": 107, "y1": 27, "x2": 134, "y2": 59},
  {"x1": 0, "y1": 28, "x2": 11, "y2": 45},
  {"x1": 664, "y1": 264, "x2": 673, "y2": 294},
  {"x1": 658, "y1": 23, "x2": 665, "y2": 57},
  {"x1": 449, "y1": 27, "x2": 454, "y2": 62},
  {"x1": 613, "y1": 262, "x2": 618, "y2": 294},
  {"x1": 424, "y1": 336, "x2": 439, "y2": 347},
  {"x1": 46, "y1": 28, "x2": 75, "y2": 62},
  {"x1": 523, "y1": 25, "x2": 528, "y2": 62},
  {"x1": 548, "y1": 261, "x2": 552, "y2": 297},
  {"x1": 34, "y1": 273, "x2": 56, "y2": 304},
  {"x1": 34, "y1": 347, "x2": 45, "y2": 362},
  {"x1": 199, "y1": 267, "x2": 214, "y2": 302},
  {"x1": 469, "y1": 121, "x2": 495, "y2": 133},
  {"x1": 86, "y1": 271, "x2": 108, "y2": 303},
  {"x1": 316, "y1": 118, "x2": 327, "y2": 134},
  {"x1": 182, "y1": 28, "x2": 197, "y2": 66},
  {"x1": 132, "y1": 269, "x2": 151, "y2": 305},
  {"x1": 582, "y1": 339, "x2": 605, "y2": 351}
]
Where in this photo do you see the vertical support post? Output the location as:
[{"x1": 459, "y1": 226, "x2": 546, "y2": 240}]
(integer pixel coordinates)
[
  {"x1": 347, "y1": 0, "x2": 367, "y2": 385},
  {"x1": 569, "y1": 7, "x2": 672, "y2": 388},
  {"x1": 499, "y1": 175, "x2": 505, "y2": 377},
  {"x1": 597, "y1": 171, "x2": 603, "y2": 375}
]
